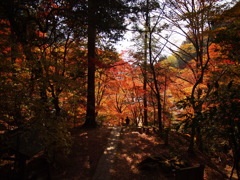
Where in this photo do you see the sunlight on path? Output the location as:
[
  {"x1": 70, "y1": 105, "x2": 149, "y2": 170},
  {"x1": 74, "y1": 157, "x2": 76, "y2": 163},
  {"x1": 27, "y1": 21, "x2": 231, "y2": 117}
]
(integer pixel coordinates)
[{"x1": 92, "y1": 126, "x2": 122, "y2": 180}]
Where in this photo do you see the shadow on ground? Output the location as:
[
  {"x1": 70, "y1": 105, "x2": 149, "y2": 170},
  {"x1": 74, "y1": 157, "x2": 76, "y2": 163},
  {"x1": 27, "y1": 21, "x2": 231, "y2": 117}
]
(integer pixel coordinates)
[{"x1": 109, "y1": 127, "x2": 229, "y2": 180}]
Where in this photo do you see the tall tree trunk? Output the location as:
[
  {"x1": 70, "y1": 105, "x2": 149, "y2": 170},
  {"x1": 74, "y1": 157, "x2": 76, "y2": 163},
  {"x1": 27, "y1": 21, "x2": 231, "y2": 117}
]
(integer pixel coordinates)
[
  {"x1": 163, "y1": 75, "x2": 169, "y2": 144},
  {"x1": 52, "y1": 96, "x2": 61, "y2": 116},
  {"x1": 147, "y1": 9, "x2": 163, "y2": 134},
  {"x1": 84, "y1": 0, "x2": 97, "y2": 128},
  {"x1": 196, "y1": 122, "x2": 203, "y2": 151},
  {"x1": 163, "y1": 75, "x2": 167, "y2": 127},
  {"x1": 143, "y1": 0, "x2": 149, "y2": 126},
  {"x1": 188, "y1": 105, "x2": 203, "y2": 153},
  {"x1": 156, "y1": 93, "x2": 162, "y2": 133},
  {"x1": 188, "y1": 119, "x2": 196, "y2": 154}
]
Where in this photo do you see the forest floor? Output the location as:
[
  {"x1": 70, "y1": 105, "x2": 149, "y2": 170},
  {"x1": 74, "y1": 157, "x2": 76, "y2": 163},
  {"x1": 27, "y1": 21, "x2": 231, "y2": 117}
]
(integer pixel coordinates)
[{"x1": 51, "y1": 125, "x2": 237, "y2": 180}]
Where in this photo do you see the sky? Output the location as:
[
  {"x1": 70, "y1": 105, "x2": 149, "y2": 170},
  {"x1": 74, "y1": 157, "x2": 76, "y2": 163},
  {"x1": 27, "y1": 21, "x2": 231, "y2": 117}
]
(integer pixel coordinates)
[
  {"x1": 115, "y1": 28, "x2": 185, "y2": 59},
  {"x1": 115, "y1": 30, "x2": 135, "y2": 53},
  {"x1": 115, "y1": 0, "x2": 236, "y2": 60}
]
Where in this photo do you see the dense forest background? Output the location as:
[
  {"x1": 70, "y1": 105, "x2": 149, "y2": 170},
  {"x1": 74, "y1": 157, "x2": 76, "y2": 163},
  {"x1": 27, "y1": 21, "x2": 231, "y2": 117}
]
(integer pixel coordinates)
[{"x1": 0, "y1": 0, "x2": 239, "y2": 179}]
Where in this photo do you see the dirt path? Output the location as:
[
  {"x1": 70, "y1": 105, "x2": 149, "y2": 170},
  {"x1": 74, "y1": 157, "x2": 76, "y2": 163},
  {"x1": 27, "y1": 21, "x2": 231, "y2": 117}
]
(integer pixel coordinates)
[
  {"x1": 92, "y1": 126, "x2": 122, "y2": 180},
  {"x1": 50, "y1": 126, "x2": 232, "y2": 180},
  {"x1": 109, "y1": 127, "x2": 170, "y2": 180},
  {"x1": 101, "y1": 127, "x2": 228, "y2": 180}
]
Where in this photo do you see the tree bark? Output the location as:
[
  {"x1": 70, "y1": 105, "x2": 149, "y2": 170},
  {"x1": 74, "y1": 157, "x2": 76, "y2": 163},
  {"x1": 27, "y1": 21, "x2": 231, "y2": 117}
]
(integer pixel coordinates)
[
  {"x1": 148, "y1": 21, "x2": 162, "y2": 133},
  {"x1": 143, "y1": 0, "x2": 149, "y2": 126},
  {"x1": 156, "y1": 92, "x2": 162, "y2": 133},
  {"x1": 83, "y1": 0, "x2": 97, "y2": 128}
]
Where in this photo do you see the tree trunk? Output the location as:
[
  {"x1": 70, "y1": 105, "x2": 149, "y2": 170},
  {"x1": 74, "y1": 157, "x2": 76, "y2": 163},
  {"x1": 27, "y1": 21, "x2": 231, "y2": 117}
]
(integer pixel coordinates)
[
  {"x1": 83, "y1": 0, "x2": 97, "y2": 128},
  {"x1": 156, "y1": 93, "x2": 162, "y2": 133},
  {"x1": 188, "y1": 122, "x2": 196, "y2": 154},
  {"x1": 188, "y1": 108, "x2": 203, "y2": 154},
  {"x1": 188, "y1": 73, "x2": 204, "y2": 153},
  {"x1": 52, "y1": 96, "x2": 61, "y2": 116},
  {"x1": 196, "y1": 126, "x2": 203, "y2": 151},
  {"x1": 163, "y1": 75, "x2": 167, "y2": 127},
  {"x1": 143, "y1": 0, "x2": 149, "y2": 126}
]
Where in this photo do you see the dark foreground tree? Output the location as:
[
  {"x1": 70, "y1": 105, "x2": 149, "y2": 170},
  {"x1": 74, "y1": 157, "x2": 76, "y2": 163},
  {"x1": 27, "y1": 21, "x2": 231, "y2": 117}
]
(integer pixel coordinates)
[
  {"x1": 84, "y1": 0, "x2": 97, "y2": 128},
  {"x1": 79, "y1": 0, "x2": 134, "y2": 128}
]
